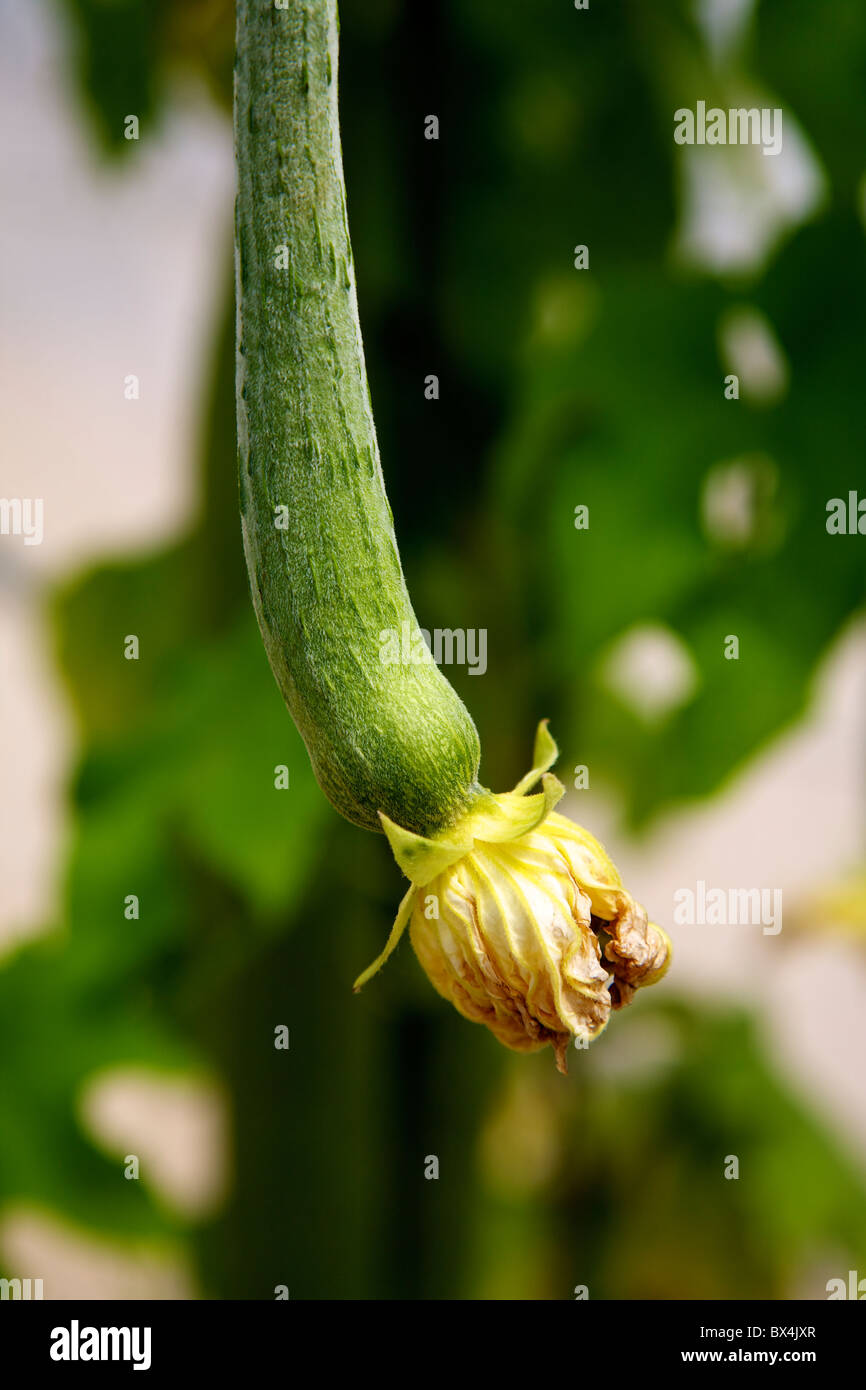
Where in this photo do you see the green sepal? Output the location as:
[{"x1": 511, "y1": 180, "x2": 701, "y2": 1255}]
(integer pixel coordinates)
[
  {"x1": 512, "y1": 718, "x2": 559, "y2": 795},
  {"x1": 379, "y1": 721, "x2": 564, "y2": 886},
  {"x1": 352, "y1": 883, "x2": 418, "y2": 993}
]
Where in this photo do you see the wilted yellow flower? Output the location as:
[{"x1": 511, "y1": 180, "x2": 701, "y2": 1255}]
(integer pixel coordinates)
[
  {"x1": 354, "y1": 722, "x2": 671, "y2": 1072},
  {"x1": 410, "y1": 813, "x2": 669, "y2": 1072}
]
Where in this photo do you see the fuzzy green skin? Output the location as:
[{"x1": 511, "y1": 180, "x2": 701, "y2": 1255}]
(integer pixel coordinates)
[{"x1": 234, "y1": 0, "x2": 481, "y2": 836}]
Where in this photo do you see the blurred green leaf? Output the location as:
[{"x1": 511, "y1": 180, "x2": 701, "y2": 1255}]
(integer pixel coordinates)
[
  {"x1": 59, "y1": 0, "x2": 235, "y2": 152},
  {"x1": 487, "y1": 217, "x2": 866, "y2": 821},
  {"x1": 63, "y1": 603, "x2": 330, "y2": 931},
  {"x1": 0, "y1": 942, "x2": 191, "y2": 1236}
]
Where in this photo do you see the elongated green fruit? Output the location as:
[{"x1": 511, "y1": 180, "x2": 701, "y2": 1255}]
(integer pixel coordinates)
[{"x1": 234, "y1": 0, "x2": 480, "y2": 836}]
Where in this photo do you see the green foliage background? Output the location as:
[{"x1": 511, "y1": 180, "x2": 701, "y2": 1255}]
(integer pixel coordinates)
[{"x1": 1, "y1": 0, "x2": 865, "y2": 1298}]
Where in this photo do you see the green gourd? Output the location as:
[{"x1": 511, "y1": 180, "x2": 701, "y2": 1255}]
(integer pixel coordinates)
[{"x1": 234, "y1": 0, "x2": 480, "y2": 836}]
